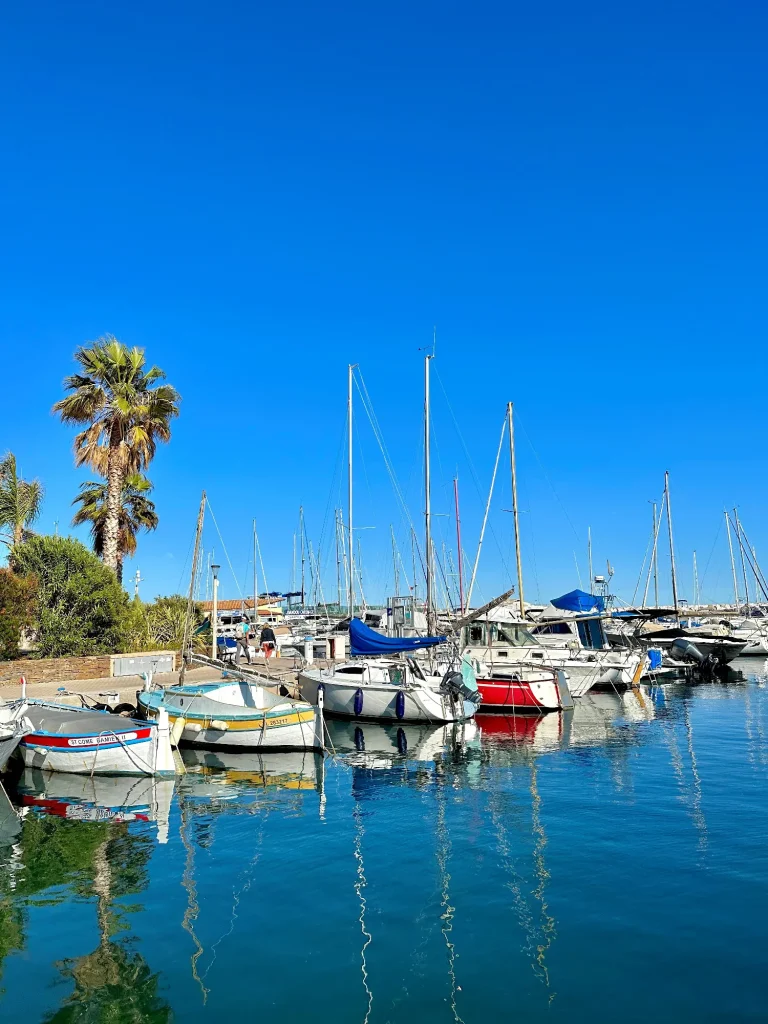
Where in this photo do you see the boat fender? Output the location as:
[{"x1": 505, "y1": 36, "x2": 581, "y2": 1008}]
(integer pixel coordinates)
[
  {"x1": 396, "y1": 690, "x2": 406, "y2": 720},
  {"x1": 170, "y1": 716, "x2": 187, "y2": 745},
  {"x1": 317, "y1": 682, "x2": 325, "y2": 700},
  {"x1": 354, "y1": 726, "x2": 365, "y2": 752},
  {"x1": 182, "y1": 722, "x2": 203, "y2": 735},
  {"x1": 354, "y1": 687, "x2": 364, "y2": 717},
  {"x1": 397, "y1": 727, "x2": 407, "y2": 755},
  {"x1": 210, "y1": 720, "x2": 229, "y2": 732}
]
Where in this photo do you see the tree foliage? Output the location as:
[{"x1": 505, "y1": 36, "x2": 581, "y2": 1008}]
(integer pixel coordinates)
[
  {"x1": 52, "y1": 336, "x2": 180, "y2": 574},
  {"x1": 0, "y1": 569, "x2": 36, "y2": 659},
  {"x1": 123, "y1": 594, "x2": 206, "y2": 653},
  {"x1": 71, "y1": 473, "x2": 159, "y2": 583},
  {"x1": 0, "y1": 452, "x2": 43, "y2": 548},
  {"x1": 11, "y1": 536, "x2": 129, "y2": 657}
]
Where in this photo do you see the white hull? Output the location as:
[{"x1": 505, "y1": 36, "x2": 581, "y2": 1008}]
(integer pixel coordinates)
[
  {"x1": 299, "y1": 670, "x2": 473, "y2": 723},
  {"x1": 19, "y1": 702, "x2": 174, "y2": 777},
  {"x1": 465, "y1": 647, "x2": 642, "y2": 696},
  {"x1": 139, "y1": 680, "x2": 323, "y2": 751}
]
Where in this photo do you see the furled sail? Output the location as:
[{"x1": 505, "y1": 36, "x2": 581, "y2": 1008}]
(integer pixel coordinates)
[{"x1": 349, "y1": 617, "x2": 446, "y2": 657}]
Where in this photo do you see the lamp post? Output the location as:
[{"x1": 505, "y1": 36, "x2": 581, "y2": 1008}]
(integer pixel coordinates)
[{"x1": 211, "y1": 564, "x2": 220, "y2": 660}]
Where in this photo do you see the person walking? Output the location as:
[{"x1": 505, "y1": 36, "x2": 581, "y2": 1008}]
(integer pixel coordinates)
[
  {"x1": 259, "y1": 623, "x2": 277, "y2": 659},
  {"x1": 236, "y1": 616, "x2": 253, "y2": 665}
]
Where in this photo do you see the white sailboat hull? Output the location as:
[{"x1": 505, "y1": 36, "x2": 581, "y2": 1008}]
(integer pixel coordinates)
[{"x1": 299, "y1": 670, "x2": 473, "y2": 723}]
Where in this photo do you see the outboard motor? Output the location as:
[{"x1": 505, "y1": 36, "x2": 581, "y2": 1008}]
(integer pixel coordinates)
[
  {"x1": 671, "y1": 638, "x2": 707, "y2": 664},
  {"x1": 440, "y1": 668, "x2": 482, "y2": 707}
]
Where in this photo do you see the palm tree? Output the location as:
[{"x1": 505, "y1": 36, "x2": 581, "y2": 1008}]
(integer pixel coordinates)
[
  {"x1": 0, "y1": 452, "x2": 43, "y2": 547},
  {"x1": 72, "y1": 473, "x2": 159, "y2": 584},
  {"x1": 53, "y1": 336, "x2": 180, "y2": 574}
]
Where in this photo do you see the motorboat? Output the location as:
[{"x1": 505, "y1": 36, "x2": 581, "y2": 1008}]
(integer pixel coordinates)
[
  {"x1": 460, "y1": 599, "x2": 645, "y2": 697},
  {"x1": 139, "y1": 676, "x2": 323, "y2": 751},
  {"x1": 636, "y1": 626, "x2": 747, "y2": 665},
  {"x1": 0, "y1": 700, "x2": 32, "y2": 771},
  {"x1": 18, "y1": 700, "x2": 175, "y2": 776}
]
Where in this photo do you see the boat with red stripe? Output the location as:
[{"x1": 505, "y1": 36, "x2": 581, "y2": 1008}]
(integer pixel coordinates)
[{"x1": 18, "y1": 700, "x2": 175, "y2": 776}]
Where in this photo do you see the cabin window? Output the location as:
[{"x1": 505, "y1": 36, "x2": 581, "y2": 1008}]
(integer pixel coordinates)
[
  {"x1": 466, "y1": 624, "x2": 487, "y2": 645},
  {"x1": 532, "y1": 623, "x2": 571, "y2": 636},
  {"x1": 337, "y1": 666, "x2": 365, "y2": 675},
  {"x1": 577, "y1": 619, "x2": 606, "y2": 650},
  {"x1": 494, "y1": 622, "x2": 538, "y2": 647}
]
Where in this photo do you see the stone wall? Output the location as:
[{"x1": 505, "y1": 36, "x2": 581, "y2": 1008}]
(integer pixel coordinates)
[{"x1": 0, "y1": 650, "x2": 176, "y2": 687}]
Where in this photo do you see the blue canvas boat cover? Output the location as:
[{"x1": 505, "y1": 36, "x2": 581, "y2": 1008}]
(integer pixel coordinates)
[
  {"x1": 349, "y1": 617, "x2": 446, "y2": 657},
  {"x1": 550, "y1": 590, "x2": 606, "y2": 614}
]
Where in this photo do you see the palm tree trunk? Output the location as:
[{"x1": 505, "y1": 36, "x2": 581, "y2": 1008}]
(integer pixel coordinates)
[
  {"x1": 116, "y1": 554, "x2": 124, "y2": 586},
  {"x1": 13, "y1": 521, "x2": 22, "y2": 546},
  {"x1": 102, "y1": 427, "x2": 123, "y2": 575}
]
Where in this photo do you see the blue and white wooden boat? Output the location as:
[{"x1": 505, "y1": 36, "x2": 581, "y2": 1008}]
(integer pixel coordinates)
[{"x1": 138, "y1": 678, "x2": 323, "y2": 752}]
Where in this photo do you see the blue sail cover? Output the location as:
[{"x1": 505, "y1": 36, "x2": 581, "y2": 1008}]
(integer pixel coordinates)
[
  {"x1": 550, "y1": 589, "x2": 606, "y2": 614},
  {"x1": 349, "y1": 617, "x2": 446, "y2": 657}
]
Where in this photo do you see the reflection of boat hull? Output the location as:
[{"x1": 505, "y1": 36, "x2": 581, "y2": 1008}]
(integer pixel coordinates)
[
  {"x1": 299, "y1": 670, "x2": 473, "y2": 723},
  {"x1": 14, "y1": 768, "x2": 175, "y2": 838},
  {"x1": 326, "y1": 718, "x2": 477, "y2": 766},
  {"x1": 180, "y1": 747, "x2": 321, "y2": 791}
]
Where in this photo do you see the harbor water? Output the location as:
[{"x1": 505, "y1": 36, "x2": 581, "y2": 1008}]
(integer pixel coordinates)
[{"x1": 1, "y1": 669, "x2": 767, "y2": 1022}]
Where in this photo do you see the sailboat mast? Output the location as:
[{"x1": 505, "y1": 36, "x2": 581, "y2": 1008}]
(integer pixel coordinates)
[
  {"x1": 587, "y1": 526, "x2": 593, "y2": 592},
  {"x1": 692, "y1": 550, "x2": 699, "y2": 607},
  {"x1": 454, "y1": 477, "x2": 464, "y2": 614},
  {"x1": 257, "y1": 520, "x2": 264, "y2": 622},
  {"x1": 664, "y1": 471, "x2": 679, "y2": 622},
  {"x1": 299, "y1": 506, "x2": 306, "y2": 609},
  {"x1": 179, "y1": 490, "x2": 206, "y2": 685},
  {"x1": 653, "y1": 501, "x2": 659, "y2": 606},
  {"x1": 734, "y1": 508, "x2": 750, "y2": 614},
  {"x1": 424, "y1": 353, "x2": 434, "y2": 634},
  {"x1": 391, "y1": 524, "x2": 399, "y2": 597},
  {"x1": 725, "y1": 510, "x2": 740, "y2": 609},
  {"x1": 507, "y1": 402, "x2": 525, "y2": 619},
  {"x1": 348, "y1": 363, "x2": 355, "y2": 616},
  {"x1": 336, "y1": 510, "x2": 342, "y2": 609}
]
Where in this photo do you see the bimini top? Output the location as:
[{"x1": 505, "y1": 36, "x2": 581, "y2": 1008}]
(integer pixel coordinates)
[
  {"x1": 349, "y1": 617, "x2": 446, "y2": 657},
  {"x1": 550, "y1": 590, "x2": 606, "y2": 614}
]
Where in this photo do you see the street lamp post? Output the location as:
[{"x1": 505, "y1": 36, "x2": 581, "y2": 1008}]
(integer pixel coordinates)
[{"x1": 211, "y1": 564, "x2": 221, "y2": 660}]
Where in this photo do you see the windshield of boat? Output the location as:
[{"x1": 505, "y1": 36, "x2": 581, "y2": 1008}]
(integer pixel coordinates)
[{"x1": 463, "y1": 621, "x2": 539, "y2": 646}]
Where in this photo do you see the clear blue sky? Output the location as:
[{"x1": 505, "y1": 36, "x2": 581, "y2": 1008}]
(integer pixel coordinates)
[{"x1": 1, "y1": 0, "x2": 766, "y2": 608}]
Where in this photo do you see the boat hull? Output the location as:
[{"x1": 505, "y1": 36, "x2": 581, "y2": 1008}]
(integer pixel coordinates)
[
  {"x1": 475, "y1": 674, "x2": 563, "y2": 712},
  {"x1": 0, "y1": 733, "x2": 23, "y2": 773},
  {"x1": 298, "y1": 670, "x2": 473, "y2": 723},
  {"x1": 18, "y1": 702, "x2": 173, "y2": 777},
  {"x1": 139, "y1": 685, "x2": 323, "y2": 752}
]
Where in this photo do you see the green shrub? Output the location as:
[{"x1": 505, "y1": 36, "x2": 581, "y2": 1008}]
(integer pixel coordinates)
[
  {"x1": 11, "y1": 536, "x2": 129, "y2": 657},
  {"x1": 0, "y1": 569, "x2": 36, "y2": 659}
]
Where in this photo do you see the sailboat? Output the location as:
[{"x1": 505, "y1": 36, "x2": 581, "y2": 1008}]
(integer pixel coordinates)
[{"x1": 298, "y1": 360, "x2": 479, "y2": 724}]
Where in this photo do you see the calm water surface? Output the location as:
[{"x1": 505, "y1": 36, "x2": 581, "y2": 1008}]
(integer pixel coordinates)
[{"x1": 1, "y1": 669, "x2": 768, "y2": 1022}]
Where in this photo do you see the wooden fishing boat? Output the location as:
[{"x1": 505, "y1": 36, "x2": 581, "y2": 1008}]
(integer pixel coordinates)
[
  {"x1": 138, "y1": 678, "x2": 324, "y2": 751},
  {"x1": 18, "y1": 700, "x2": 175, "y2": 776}
]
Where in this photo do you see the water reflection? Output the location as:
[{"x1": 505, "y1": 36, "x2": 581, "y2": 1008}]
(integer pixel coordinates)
[{"x1": 1, "y1": 675, "x2": 766, "y2": 1020}]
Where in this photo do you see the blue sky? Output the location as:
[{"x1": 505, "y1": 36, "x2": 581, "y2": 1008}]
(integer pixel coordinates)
[{"x1": 1, "y1": 0, "x2": 766, "y2": 607}]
